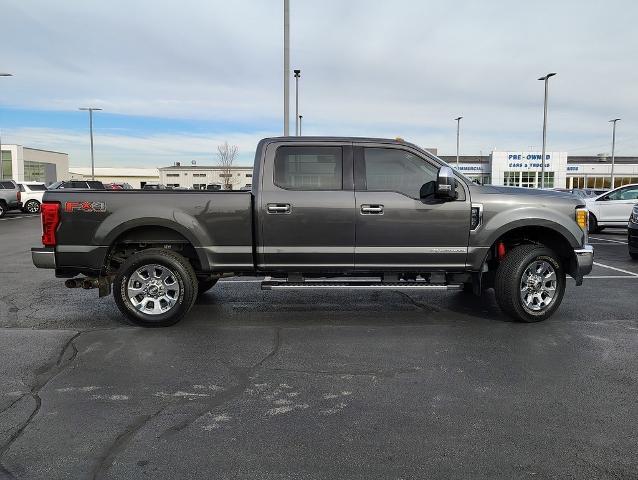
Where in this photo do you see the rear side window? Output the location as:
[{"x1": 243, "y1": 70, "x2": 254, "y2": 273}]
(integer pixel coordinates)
[
  {"x1": 87, "y1": 181, "x2": 105, "y2": 189},
  {"x1": 620, "y1": 186, "x2": 638, "y2": 200},
  {"x1": 27, "y1": 184, "x2": 47, "y2": 191},
  {"x1": 0, "y1": 181, "x2": 15, "y2": 189},
  {"x1": 274, "y1": 146, "x2": 342, "y2": 190}
]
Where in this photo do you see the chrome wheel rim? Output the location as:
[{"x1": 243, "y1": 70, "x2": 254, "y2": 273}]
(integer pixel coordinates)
[
  {"x1": 520, "y1": 260, "x2": 557, "y2": 311},
  {"x1": 26, "y1": 201, "x2": 39, "y2": 213},
  {"x1": 127, "y1": 264, "x2": 181, "y2": 315}
]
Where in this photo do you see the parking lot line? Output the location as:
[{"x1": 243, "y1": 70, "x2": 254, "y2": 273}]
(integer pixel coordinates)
[
  {"x1": 593, "y1": 261, "x2": 638, "y2": 277},
  {"x1": 589, "y1": 236, "x2": 628, "y2": 245},
  {"x1": 0, "y1": 215, "x2": 37, "y2": 221}
]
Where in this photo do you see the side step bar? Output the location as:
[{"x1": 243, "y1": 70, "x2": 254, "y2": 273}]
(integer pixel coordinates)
[{"x1": 261, "y1": 280, "x2": 464, "y2": 291}]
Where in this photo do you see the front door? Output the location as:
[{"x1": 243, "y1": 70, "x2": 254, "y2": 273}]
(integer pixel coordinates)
[
  {"x1": 596, "y1": 185, "x2": 638, "y2": 223},
  {"x1": 258, "y1": 143, "x2": 355, "y2": 271},
  {"x1": 354, "y1": 145, "x2": 471, "y2": 270}
]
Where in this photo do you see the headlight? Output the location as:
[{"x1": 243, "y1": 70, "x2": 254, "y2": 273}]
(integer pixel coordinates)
[
  {"x1": 630, "y1": 206, "x2": 638, "y2": 224},
  {"x1": 575, "y1": 207, "x2": 588, "y2": 231}
]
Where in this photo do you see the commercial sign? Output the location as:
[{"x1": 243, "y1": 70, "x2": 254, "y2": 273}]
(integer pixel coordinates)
[{"x1": 507, "y1": 153, "x2": 551, "y2": 170}]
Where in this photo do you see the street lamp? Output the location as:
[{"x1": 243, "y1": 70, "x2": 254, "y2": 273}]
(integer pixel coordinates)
[
  {"x1": 609, "y1": 118, "x2": 621, "y2": 189},
  {"x1": 283, "y1": 0, "x2": 290, "y2": 136},
  {"x1": 454, "y1": 116, "x2": 463, "y2": 168},
  {"x1": 0, "y1": 73, "x2": 12, "y2": 181},
  {"x1": 299, "y1": 115, "x2": 303, "y2": 136},
  {"x1": 294, "y1": 69, "x2": 301, "y2": 136},
  {"x1": 79, "y1": 107, "x2": 103, "y2": 180},
  {"x1": 538, "y1": 72, "x2": 557, "y2": 188}
]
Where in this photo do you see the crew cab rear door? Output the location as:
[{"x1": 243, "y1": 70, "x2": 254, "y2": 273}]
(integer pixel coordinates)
[
  {"x1": 353, "y1": 144, "x2": 471, "y2": 270},
  {"x1": 256, "y1": 141, "x2": 355, "y2": 271}
]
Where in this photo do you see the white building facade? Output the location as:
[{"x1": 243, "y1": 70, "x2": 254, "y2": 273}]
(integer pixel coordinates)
[
  {"x1": 0, "y1": 145, "x2": 69, "y2": 184},
  {"x1": 441, "y1": 151, "x2": 638, "y2": 189},
  {"x1": 159, "y1": 165, "x2": 254, "y2": 190}
]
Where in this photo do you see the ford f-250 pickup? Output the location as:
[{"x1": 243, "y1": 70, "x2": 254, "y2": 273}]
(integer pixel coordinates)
[{"x1": 32, "y1": 137, "x2": 594, "y2": 326}]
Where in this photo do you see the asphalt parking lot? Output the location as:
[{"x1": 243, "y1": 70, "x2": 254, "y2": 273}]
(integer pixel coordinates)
[{"x1": 1, "y1": 212, "x2": 637, "y2": 479}]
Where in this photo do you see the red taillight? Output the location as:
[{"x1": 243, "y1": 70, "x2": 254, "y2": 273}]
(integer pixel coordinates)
[
  {"x1": 17, "y1": 191, "x2": 21, "y2": 202},
  {"x1": 41, "y1": 202, "x2": 60, "y2": 247}
]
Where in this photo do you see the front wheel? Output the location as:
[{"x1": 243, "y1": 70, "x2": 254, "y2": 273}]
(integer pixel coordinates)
[
  {"x1": 494, "y1": 244, "x2": 566, "y2": 323},
  {"x1": 113, "y1": 248, "x2": 198, "y2": 327},
  {"x1": 588, "y1": 213, "x2": 601, "y2": 234},
  {"x1": 24, "y1": 199, "x2": 41, "y2": 214},
  {"x1": 0, "y1": 202, "x2": 5, "y2": 218}
]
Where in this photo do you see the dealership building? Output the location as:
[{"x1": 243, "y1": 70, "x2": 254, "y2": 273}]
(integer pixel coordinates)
[
  {"x1": 440, "y1": 151, "x2": 638, "y2": 189},
  {"x1": 159, "y1": 164, "x2": 254, "y2": 189},
  {"x1": 0, "y1": 145, "x2": 69, "y2": 184}
]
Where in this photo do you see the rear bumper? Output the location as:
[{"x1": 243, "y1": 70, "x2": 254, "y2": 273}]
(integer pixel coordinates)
[
  {"x1": 573, "y1": 244, "x2": 594, "y2": 285},
  {"x1": 32, "y1": 247, "x2": 56, "y2": 269}
]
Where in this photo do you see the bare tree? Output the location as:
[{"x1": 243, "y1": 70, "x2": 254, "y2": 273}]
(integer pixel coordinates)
[{"x1": 217, "y1": 141, "x2": 239, "y2": 190}]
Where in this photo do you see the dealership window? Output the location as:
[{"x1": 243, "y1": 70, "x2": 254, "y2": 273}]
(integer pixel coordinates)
[
  {"x1": 166, "y1": 173, "x2": 179, "y2": 178},
  {"x1": 1, "y1": 150, "x2": 12, "y2": 179},
  {"x1": 521, "y1": 171, "x2": 536, "y2": 188},
  {"x1": 274, "y1": 146, "x2": 342, "y2": 190},
  {"x1": 541, "y1": 172, "x2": 554, "y2": 188},
  {"x1": 193, "y1": 183, "x2": 207, "y2": 190},
  {"x1": 503, "y1": 171, "x2": 520, "y2": 186},
  {"x1": 24, "y1": 160, "x2": 47, "y2": 182},
  {"x1": 166, "y1": 183, "x2": 180, "y2": 188},
  {"x1": 246, "y1": 173, "x2": 252, "y2": 178},
  {"x1": 193, "y1": 173, "x2": 207, "y2": 178}
]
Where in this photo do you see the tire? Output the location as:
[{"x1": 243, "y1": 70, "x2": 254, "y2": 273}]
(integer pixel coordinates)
[
  {"x1": 494, "y1": 244, "x2": 566, "y2": 323},
  {"x1": 630, "y1": 252, "x2": 638, "y2": 260},
  {"x1": 24, "y1": 199, "x2": 41, "y2": 214},
  {"x1": 113, "y1": 248, "x2": 198, "y2": 327},
  {"x1": 588, "y1": 213, "x2": 600, "y2": 234},
  {"x1": 0, "y1": 202, "x2": 5, "y2": 218},
  {"x1": 197, "y1": 277, "x2": 219, "y2": 296}
]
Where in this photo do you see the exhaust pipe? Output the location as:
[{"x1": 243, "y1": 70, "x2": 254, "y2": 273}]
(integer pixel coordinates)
[
  {"x1": 65, "y1": 278, "x2": 83, "y2": 289},
  {"x1": 81, "y1": 278, "x2": 100, "y2": 290}
]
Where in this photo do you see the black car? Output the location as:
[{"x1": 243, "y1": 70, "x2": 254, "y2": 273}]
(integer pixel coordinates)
[
  {"x1": 48, "y1": 180, "x2": 106, "y2": 190},
  {"x1": 629, "y1": 204, "x2": 638, "y2": 260}
]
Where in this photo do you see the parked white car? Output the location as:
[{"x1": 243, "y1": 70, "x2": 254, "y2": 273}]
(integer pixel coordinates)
[
  {"x1": 585, "y1": 183, "x2": 638, "y2": 233},
  {"x1": 17, "y1": 182, "x2": 48, "y2": 214}
]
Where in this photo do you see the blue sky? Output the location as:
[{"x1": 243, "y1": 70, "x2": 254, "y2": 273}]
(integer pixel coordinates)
[{"x1": 2, "y1": 0, "x2": 638, "y2": 168}]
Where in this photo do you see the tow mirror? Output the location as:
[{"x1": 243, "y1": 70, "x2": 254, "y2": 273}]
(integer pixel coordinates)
[{"x1": 436, "y1": 166, "x2": 458, "y2": 200}]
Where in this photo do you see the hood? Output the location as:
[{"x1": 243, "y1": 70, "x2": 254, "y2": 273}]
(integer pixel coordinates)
[{"x1": 474, "y1": 185, "x2": 576, "y2": 198}]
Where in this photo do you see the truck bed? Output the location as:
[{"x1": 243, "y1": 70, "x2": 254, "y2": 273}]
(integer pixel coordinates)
[{"x1": 43, "y1": 189, "x2": 254, "y2": 275}]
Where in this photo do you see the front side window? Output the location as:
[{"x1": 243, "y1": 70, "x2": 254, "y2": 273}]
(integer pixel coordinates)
[
  {"x1": 362, "y1": 148, "x2": 437, "y2": 199},
  {"x1": 274, "y1": 146, "x2": 342, "y2": 190},
  {"x1": 620, "y1": 186, "x2": 638, "y2": 200}
]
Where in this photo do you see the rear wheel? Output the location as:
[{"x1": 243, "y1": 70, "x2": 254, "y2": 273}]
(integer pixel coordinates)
[
  {"x1": 630, "y1": 252, "x2": 638, "y2": 260},
  {"x1": 113, "y1": 248, "x2": 198, "y2": 327},
  {"x1": 0, "y1": 202, "x2": 5, "y2": 218},
  {"x1": 24, "y1": 199, "x2": 41, "y2": 214},
  {"x1": 494, "y1": 244, "x2": 566, "y2": 323}
]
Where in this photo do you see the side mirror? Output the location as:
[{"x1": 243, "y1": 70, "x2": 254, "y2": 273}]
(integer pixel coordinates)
[{"x1": 436, "y1": 166, "x2": 458, "y2": 200}]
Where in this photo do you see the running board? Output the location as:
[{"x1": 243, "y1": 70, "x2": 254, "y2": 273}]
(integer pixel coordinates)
[{"x1": 261, "y1": 280, "x2": 464, "y2": 291}]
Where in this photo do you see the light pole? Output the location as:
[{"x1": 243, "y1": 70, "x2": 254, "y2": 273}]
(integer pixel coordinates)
[
  {"x1": 293, "y1": 69, "x2": 301, "y2": 136},
  {"x1": 79, "y1": 107, "x2": 102, "y2": 180},
  {"x1": 299, "y1": 115, "x2": 303, "y2": 136},
  {"x1": 283, "y1": 0, "x2": 290, "y2": 136},
  {"x1": 0, "y1": 73, "x2": 12, "y2": 181},
  {"x1": 454, "y1": 116, "x2": 462, "y2": 168},
  {"x1": 609, "y1": 118, "x2": 621, "y2": 189},
  {"x1": 538, "y1": 72, "x2": 557, "y2": 189}
]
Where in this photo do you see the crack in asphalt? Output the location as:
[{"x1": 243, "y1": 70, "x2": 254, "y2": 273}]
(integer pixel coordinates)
[
  {"x1": 0, "y1": 330, "x2": 84, "y2": 478},
  {"x1": 393, "y1": 291, "x2": 439, "y2": 313},
  {"x1": 91, "y1": 409, "x2": 165, "y2": 480},
  {"x1": 160, "y1": 327, "x2": 282, "y2": 438}
]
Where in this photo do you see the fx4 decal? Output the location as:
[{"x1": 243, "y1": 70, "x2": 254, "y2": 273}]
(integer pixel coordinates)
[{"x1": 65, "y1": 201, "x2": 107, "y2": 213}]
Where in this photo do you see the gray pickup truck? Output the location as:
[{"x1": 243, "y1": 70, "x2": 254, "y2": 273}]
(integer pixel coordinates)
[
  {"x1": 0, "y1": 180, "x2": 23, "y2": 217},
  {"x1": 32, "y1": 137, "x2": 593, "y2": 326}
]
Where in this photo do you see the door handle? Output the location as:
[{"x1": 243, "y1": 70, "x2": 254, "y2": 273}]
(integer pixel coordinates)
[
  {"x1": 267, "y1": 203, "x2": 291, "y2": 214},
  {"x1": 361, "y1": 204, "x2": 384, "y2": 215}
]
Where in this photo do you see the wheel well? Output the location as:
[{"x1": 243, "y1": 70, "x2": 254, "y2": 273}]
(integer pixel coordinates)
[
  {"x1": 105, "y1": 226, "x2": 201, "y2": 274},
  {"x1": 489, "y1": 226, "x2": 575, "y2": 271}
]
